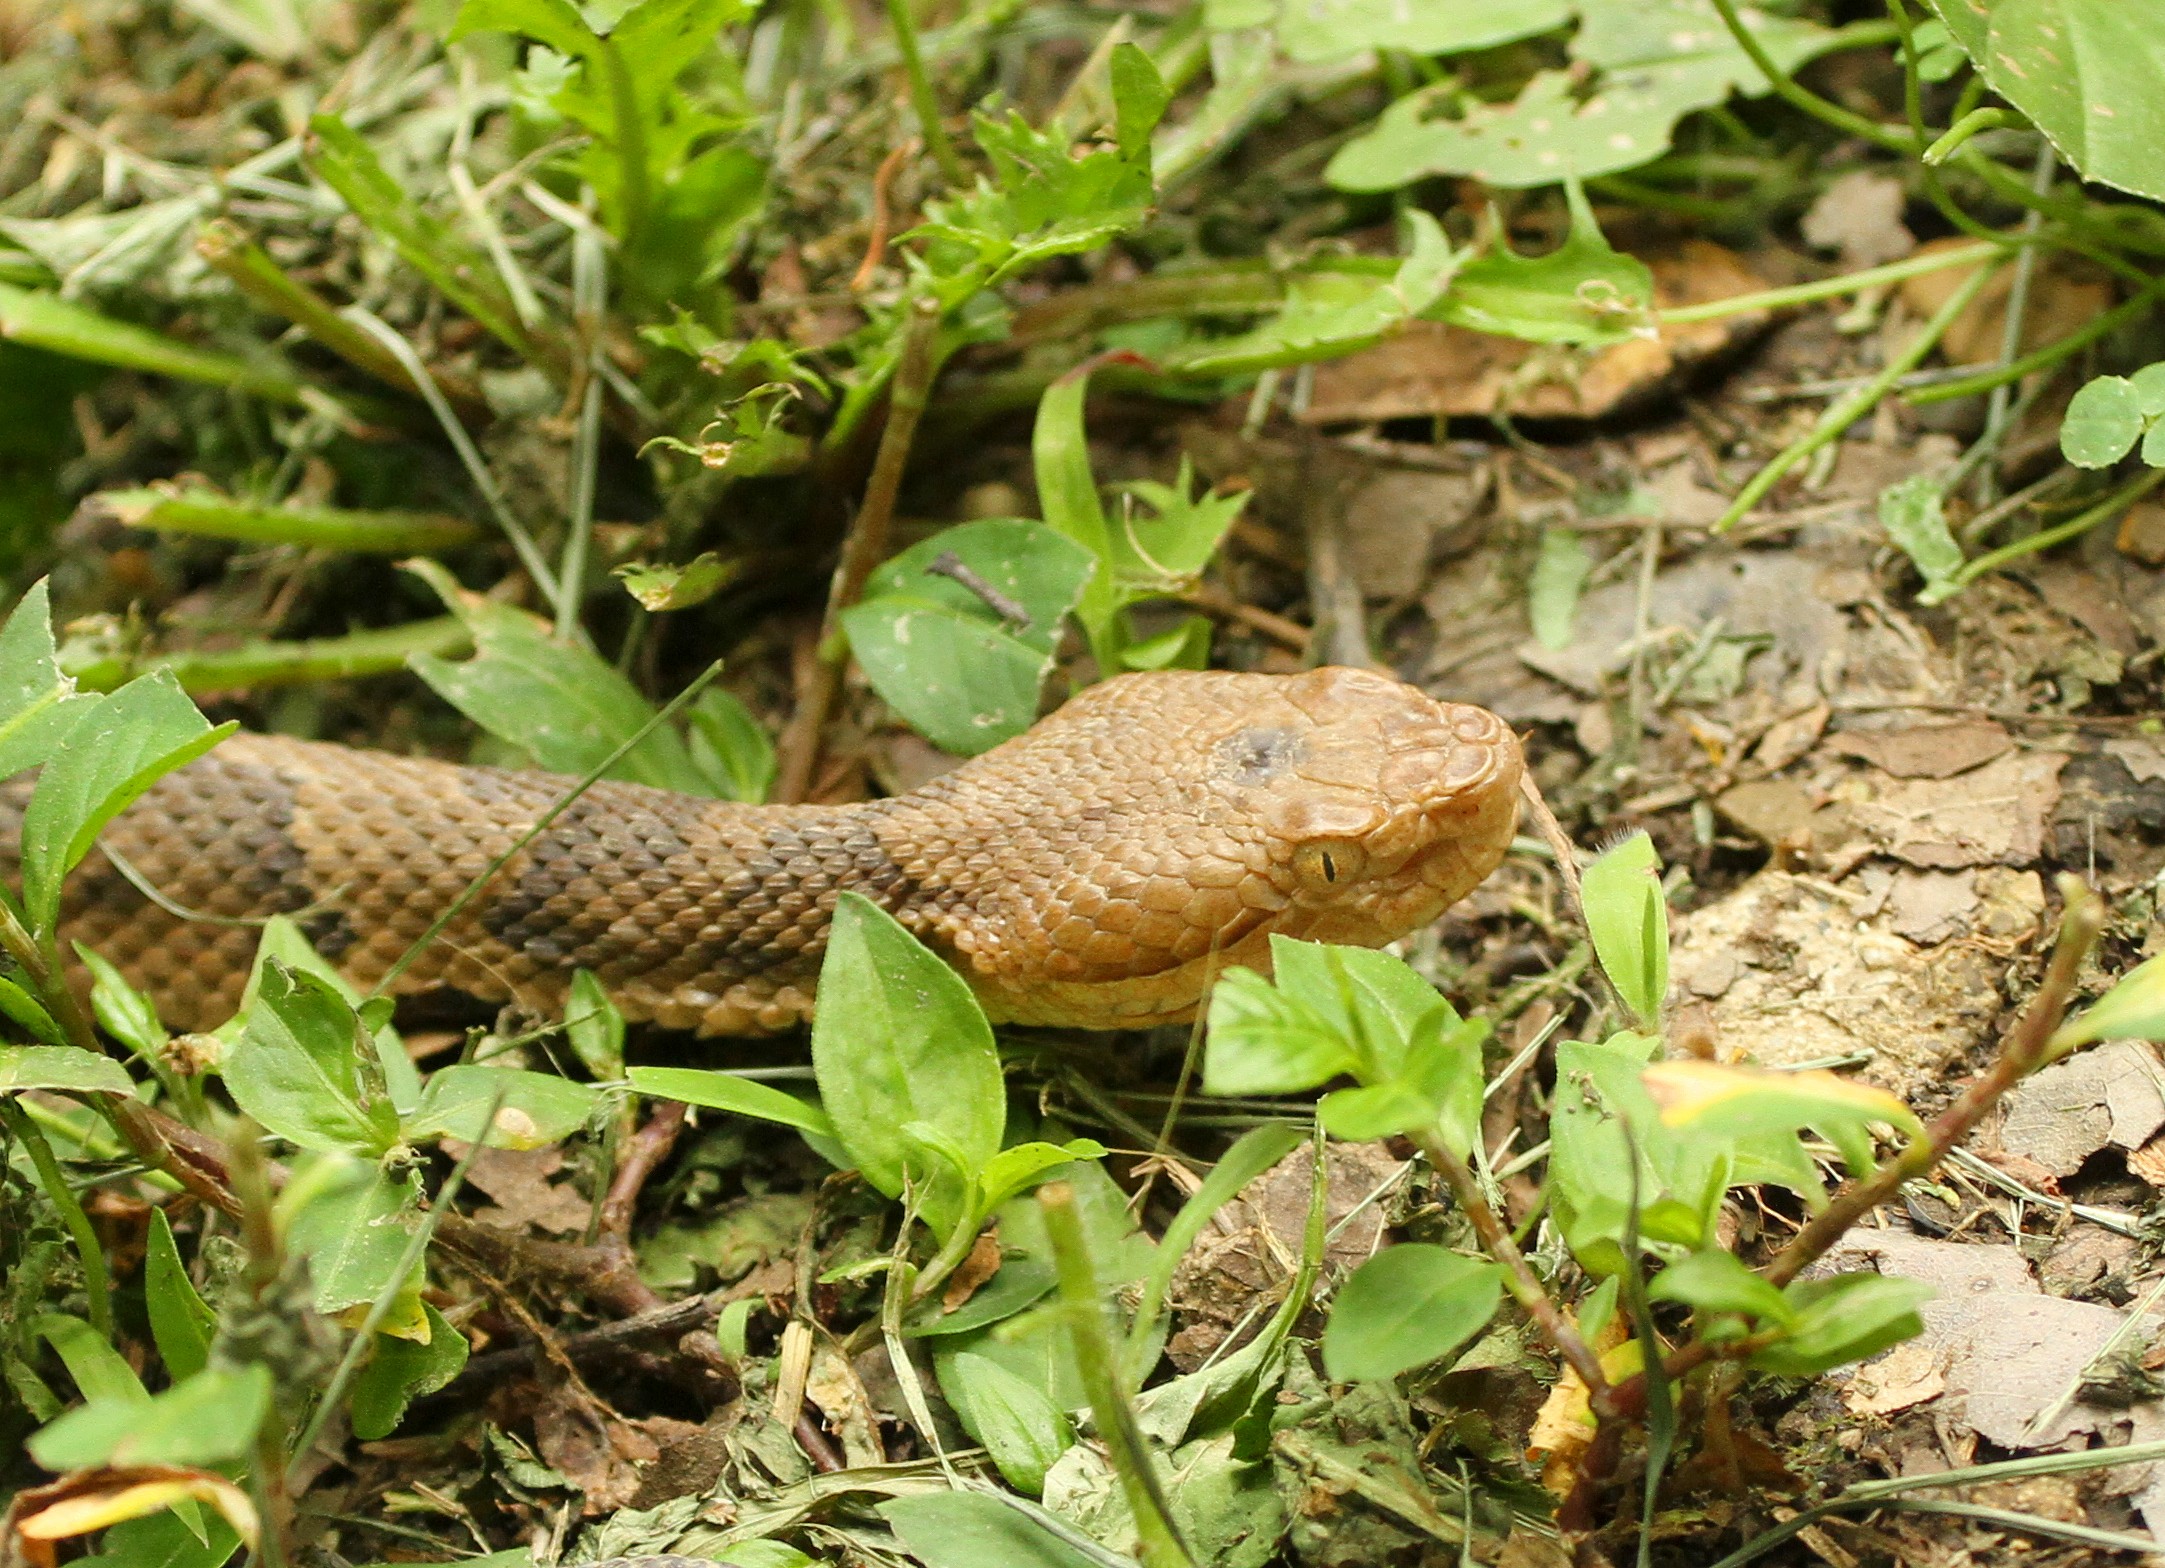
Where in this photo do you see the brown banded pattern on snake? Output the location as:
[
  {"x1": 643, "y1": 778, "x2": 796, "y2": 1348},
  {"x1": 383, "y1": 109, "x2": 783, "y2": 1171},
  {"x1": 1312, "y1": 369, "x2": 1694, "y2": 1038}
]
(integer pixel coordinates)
[{"x1": 0, "y1": 667, "x2": 1522, "y2": 1035}]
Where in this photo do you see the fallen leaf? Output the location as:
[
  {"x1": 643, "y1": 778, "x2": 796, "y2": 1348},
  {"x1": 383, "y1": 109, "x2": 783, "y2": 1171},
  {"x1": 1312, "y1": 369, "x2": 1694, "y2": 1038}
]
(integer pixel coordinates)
[
  {"x1": 1897, "y1": 236, "x2": 2116, "y2": 367},
  {"x1": 1801, "y1": 170, "x2": 1915, "y2": 269},
  {"x1": 1996, "y1": 1040, "x2": 2165, "y2": 1179},
  {"x1": 1827, "y1": 720, "x2": 2013, "y2": 778},
  {"x1": 1843, "y1": 748, "x2": 2067, "y2": 868}
]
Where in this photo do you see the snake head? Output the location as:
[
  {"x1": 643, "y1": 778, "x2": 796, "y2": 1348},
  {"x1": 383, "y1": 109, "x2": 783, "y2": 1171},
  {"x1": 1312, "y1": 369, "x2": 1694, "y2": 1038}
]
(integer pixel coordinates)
[{"x1": 1237, "y1": 666, "x2": 1522, "y2": 950}]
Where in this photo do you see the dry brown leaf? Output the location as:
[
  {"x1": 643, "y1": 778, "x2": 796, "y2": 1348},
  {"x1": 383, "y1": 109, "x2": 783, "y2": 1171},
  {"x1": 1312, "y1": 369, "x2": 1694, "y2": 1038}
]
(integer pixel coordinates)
[
  {"x1": 1897, "y1": 236, "x2": 2116, "y2": 366},
  {"x1": 1827, "y1": 720, "x2": 2012, "y2": 779}
]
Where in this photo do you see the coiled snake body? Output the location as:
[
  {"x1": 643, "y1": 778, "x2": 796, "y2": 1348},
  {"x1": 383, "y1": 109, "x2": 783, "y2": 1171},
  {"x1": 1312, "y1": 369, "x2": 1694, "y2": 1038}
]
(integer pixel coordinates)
[{"x1": 1, "y1": 667, "x2": 1521, "y2": 1035}]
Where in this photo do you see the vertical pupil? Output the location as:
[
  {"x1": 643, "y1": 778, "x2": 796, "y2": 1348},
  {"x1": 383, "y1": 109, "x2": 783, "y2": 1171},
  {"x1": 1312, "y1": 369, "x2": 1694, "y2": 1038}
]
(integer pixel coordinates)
[{"x1": 1321, "y1": 852, "x2": 1337, "y2": 882}]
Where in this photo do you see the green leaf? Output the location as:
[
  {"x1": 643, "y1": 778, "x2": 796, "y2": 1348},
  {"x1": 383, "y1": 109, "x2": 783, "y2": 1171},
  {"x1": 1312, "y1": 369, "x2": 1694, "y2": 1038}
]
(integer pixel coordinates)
[
  {"x1": 685, "y1": 688, "x2": 776, "y2": 803},
  {"x1": 0, "y1": 976, "x2": 69, "y2": 1047},
  {"x1": 2050, "y1": 954, "x2": 2165, "y2": 1054},
  {"x1": 284, "y1": 1161, "x2": 427, "y2": 1319},
  {"x1": 144, "y1": 1209, "x2": 215, "y2": 1382},
  {"x1": 1278, "y1": 0, "x2": 1569, "y2": 63},
  {"x1": 0, "y1": 580, "x2": 98, "y2": 781},
  {"x1": 0, "y1": 283, "x2": 298, "y2": 402},
  {"x1": 841, "y1": 517, "x2": 1095, "y2": 755},
  {"x1": 1109, "y1": 42, "x2": 1171, "y2": 162},
  {"x1": 564, "y1": 969, "x2": 625, "y2": 1079},
  {"x1": 880, "y1": 1491, "x2": 1108, "y2": 1568},
  {"x1": 628, "y1": 1065, "x2": 836, "y2": 1138},
  {"x1": 227, "y1": 962, "x2": 401, "y2": 1157},
  {"x1": 349, "y1": 1301, "x2": 469, "y2": 1440},
  {"x1": 1032, "y1": 373, "x2": 1123, "y2": 669},
  {"x1": 75, "y1": 1504, "x2": 241, "y2": 1568},
  {"x1": 1202, "y1": 967, "x2": 1358, "y2": 1096},
  {"x1": 1169, "y1": 210, "x2": 1462, "y2": 376},
  {"x1": 1642, "y1": 1058, "x2": 1924, "y2": 1173},
  {"x1": 0, "y1": 1045, "x2": 132, "y2": 1096},
  {"x1": 936, "y1": 1350, "x2": 1075, "y2": 1495},
  {"x1": 1317, "y1": 1014, "x2": 1488, "y2": 1152},
  {"x1": 2129, "y1": 362, "x2": 2165, "y2": 417},
  {"x1": 405, "y1": 1065, "x2": 601, "y2": 1149},
  {"x1": 1581, "y1": 832, "x2": 1668, "y2": 1027},
  {"x1": 1529, "y1": 527, "x2": 1592, "y2": 651},
  {"x1": 407, "y1": 573, "x2": 714, "y2": 794},
  {"x1": 1750, "y1": 1272, "x2": 1933, "y2": 1378},
  {"x1": 2062, "y1": 374, "x2": 2145, "y2": 468},
  {"x1": 1923, "y1": 0, "x2": 2165, "y2": 203},
  {"x1": 30, "y1": 1364, "x2": 270, "y2": 1470},
  {"x1": 78, "y1": 946, "x2": 166, "y2": 1063},
  {"x1": 1329, "y1": 0, "x2": 1847, "y2": 191},
  {"x1": 1647, "y1": 1249, "x2": 1794, "y2": 1328},
  {"x1": 1321, "y1": 1244, "x2": 1504, "y2": 1382},
  {"x1": 19, "y1": 671, "x2": 231, "y2": 936},
  {"x1": 614, "y1": 552, "x2": 736, "y2": 612},
  {"x1": 1878, "y1": 473, "x2": 1966, "y2": 603},
  {"x1": 978, "y1": 1139, "x2": 1109, "y2": 1213},
  {"x1": 234, "y1": 916, "x2": 418, "y2": 1113},
  {"x1": 36, "y1": 1314, "x2": 147, "y2": 1404},
  {"x1": 1431, "y1": 182, "x2": 1654, "y2": 347},
  {"x1": 811, "y1": 893, "x2": 1003, "y2": 1240}
]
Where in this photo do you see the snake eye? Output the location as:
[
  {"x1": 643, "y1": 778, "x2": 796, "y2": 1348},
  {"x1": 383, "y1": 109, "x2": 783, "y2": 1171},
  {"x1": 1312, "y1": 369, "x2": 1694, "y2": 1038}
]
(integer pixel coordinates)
[{"x1": 1291, "y1": 840, "x2": 1368, "y2": 891}]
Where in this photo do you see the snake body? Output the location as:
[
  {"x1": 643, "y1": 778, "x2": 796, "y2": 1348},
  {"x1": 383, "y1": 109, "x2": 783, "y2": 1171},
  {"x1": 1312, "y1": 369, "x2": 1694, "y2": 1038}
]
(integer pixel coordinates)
[{"x1": 2, "y1": 667, "x2": 1521, "y2": 1035}]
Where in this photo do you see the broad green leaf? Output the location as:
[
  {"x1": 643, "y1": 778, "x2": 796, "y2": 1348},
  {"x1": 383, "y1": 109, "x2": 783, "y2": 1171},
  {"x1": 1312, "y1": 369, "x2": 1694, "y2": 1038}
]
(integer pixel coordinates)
[
  {"x1": 37, "y1": 1314, "x2": 147, "y2": 1404},
  {"x1": 1751, "y1": 1273, "x2": 1933, "y2": 1378},
  {"x1": 564, "y1": 969, "x2": 626, "y2": 1079},
  {"x1": 1647, "y1": 1249, "x2": 1794, "y2": 1329},
  {"x1": 1267, "y1": 935, "x2": 1458, "y2": 1079},
  {"x1": 1202, "y1": 967, "x2": 1358, "y2": 1096},
  {"x1": 284, "y1": 1161, "x2": 427, "y2": 1320},
  {"x1": 1321, "y1": 1244, "x2": 1503, "y2": 1382},
  {"x1": 19, "y1": 671, "x2": 231, "y2": 936},
  {"x1": 1878, "y1": 473, "x2": 1965, "y2": 603},
  {"x1": 1529, "y1": 527, "x2": 1592, "y2": 651},
  {"x1": 78, "y1": 946, "x2": 166, "y2": 1063},
  {"x1": 628, "y1": 1065, "x2": 835, "y2": 1138},
  {"x1": 144, "y1": 1209, "x2": 215, "y2": 1382},
  {"x1": 685, "y1": 688, "x2": 776, "y2": 804},
  {"x1": 0, "y1": 580, "x2": 98, "y2": 781},
  {"x1": 1548, "y1": 1033, "x2": 1722, "y2": 1272},
  {"x1": 1170, "y1": 210, "x2": 1461, "y2": 375},
  {"x1": 349, "y1": 1301, "x2": 469, "y2": 1440},
  {"x1": 1923, "y1": 0, "x2": 2165, "y2": 203},
  {"x1": 2062, "y1": 375, "x2": 2145, "y2": 468},
  {"x1": 978, "y1": 1139, "x2": 1108, "y2": 1212},
  {"x1": 1317, "y1": 1014, "x2": 1488, "y2": 1153},
  {"x1": 0, "y1": 977, "x2": 70, "y2": 1047},
  {"x1": 1580, "y1": 832, "x2": 1668, "y2": 1027},
  {"x1": 909, "y1": 1257, "x2": 1057, "y2": 1340},
  {"x1": 1278, "y1": 0, "x2": 1569, "y2": 63},
  {"x1": 2050, "y1": 954, "x2": 2165, "y2": 1054},
  {"x1": 1431, "y1": 183, "x2": 1654, "y2": 347},
  {"x1": 811, "y1": 893, "x2": 1003, "y2": 1239},
  {"x1": 233, "y1": 916, "x2": 416, "y2": 1113},
  {"x1": 881, "y1": 1491, "x2": 1106, "y2": 1568},
  {"x1": 1329, "y1": 0, "x2": 1847, "y2": 191},
  {"x1": 0, "y1": 1045, "x2": 131, "y2": 1096},
  {"x1": 1643, "y1": 1059, "x2": 1923, "y2": 1176},
  {"x1": 1110, "y1": 42, "x2": 1171, "y2": 162},
  {"x1": 407, "y1": 571, "x2": 712, "y2": 794},
  {"x1": 936, "y1": 1350, "x2": 1074, "y2": 1495},
  {"x1": 2130, "y1": 362, "x2": 2165, "y2": 417},
  {"x1": 405, "y1": 1065, "x2": 601, "y2": 1149},
  {"x1": 227, "y1": 962, "x2": 400, "y2": 1157},
  {"x1": 29, "y1": 1364, "x2": 270, "y2": 1470}
]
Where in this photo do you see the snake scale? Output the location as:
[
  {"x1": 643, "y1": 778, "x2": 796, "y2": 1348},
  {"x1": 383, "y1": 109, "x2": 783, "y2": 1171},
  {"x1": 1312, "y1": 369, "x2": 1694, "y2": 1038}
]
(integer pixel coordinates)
[{"x1": 0, "y1": 667, "x2": 1522, "y2": 1035}]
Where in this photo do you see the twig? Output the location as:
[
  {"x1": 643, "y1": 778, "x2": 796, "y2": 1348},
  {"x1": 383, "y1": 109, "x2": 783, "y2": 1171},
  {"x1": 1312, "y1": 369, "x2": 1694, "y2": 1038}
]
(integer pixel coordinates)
[
  {"x1": 1297, "y1": 443, "x2": 1369, "y2": 669},
  {"x1": 774, "y1": 295, "x2": 946, "y2": 802},
  {"x1": 598, "y1": 1100, "x2": 686, "y2": 1243},
  {"x1": 851, "y1": 140, "x2": 918, "y2": 292}
]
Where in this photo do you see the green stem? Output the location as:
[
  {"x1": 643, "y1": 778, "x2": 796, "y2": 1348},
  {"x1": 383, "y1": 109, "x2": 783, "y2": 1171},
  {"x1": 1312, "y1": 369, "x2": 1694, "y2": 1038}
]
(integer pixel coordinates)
[
  {"x1": 1039, "y1": 1182, "x2": 1194, "y2": 1568},
  {"x1": 1936, "y1": 467, "x2": 2165, "y2": 600},
  {"x1": 1908, "y1": 286, "x2": 2165, "y2": 405},
  {"x1": 1703, "y1": 0, "x2": 1913, "y2": 153},
  {"x1": 62, "y1": 617, "x2": 472, "y2": 696},
  {"x1": 886, "y1": 0, "x2": 964, "y2": 185},
  {"x1": 1923, "y1": 106, "x2": 2026, "y2": 165},
  {"x1": 1657, "y1": 239, "x2": 2003, "y2": 325},
  {"x1": 1, "y1": 1099, "x2": 114, "y2": 1338},
  {"x1": 597, "y1": 37, "x2": 651, "y2": 244},
  {"x1": 1714, "y1": 256, "x2": 2004, "y2": 531},
  {"x1": 95, "y1": 488, "x2": 480, "y2": 555}
]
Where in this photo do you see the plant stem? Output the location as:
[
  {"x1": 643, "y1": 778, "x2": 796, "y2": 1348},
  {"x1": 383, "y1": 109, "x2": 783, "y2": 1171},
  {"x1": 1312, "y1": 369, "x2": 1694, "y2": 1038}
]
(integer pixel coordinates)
[
  {"x1": 1907, "y1": 285, "x2": 2165, "y2": 405},
  {"x1": 1930, "y1": 469, "x2": 2165, "y2": 609},
  {"x1": 94, "y1": 488, "x2": 480, "y2": 555},
  {"x1": 774, "y1": 294, "x2": 946, "y2": 803},
  {"x1": 1410, "y1": 1126, "x2": 1610, "y2": 1404},
  {"x1": 557, "y1": 220, "x2": 608, "y2": 640},
  {"x1": 1923, "y1": 107, "x2": 2026, "y2": 165},
  {"x1": 1714, "y1": 255, "x2": 2003, "y2": 531},
  {"x1": 1038, "y1": 1182, "x2": 1195, "y2": 1568},
  {"x1": 1704, "y1": 0, "x2": 1913, "y2": 154},
  {"x1": 0, "y1": 1099, "x2": 114, "y2": 1338},
  {"x1": 62, "y1": 617, "x2": 472, "y2": 696},
  {"x1": 886, "y1": 0, "x2": 964, "y2": 185},
  {"x1": 1654, "y1": 239, "x2": 2001, "y2": 325}
]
